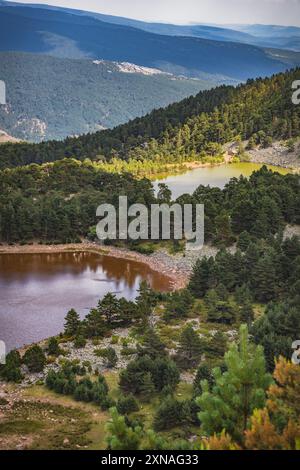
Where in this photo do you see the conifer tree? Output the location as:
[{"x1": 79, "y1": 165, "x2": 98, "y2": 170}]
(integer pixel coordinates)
[
  {"x1": 252, "y1": 250, "x2": 278, "y2": 302},
  {"x1": 97, "y1": 293, "x2": 120, "y2": 327},
  {"x1": 234, "y1": 283, "x2": 253, "y2": 305},
  {"x1": 103, "y1": 347, "x2": 118, "y2": 369},
  {"x1": 189, "y1": 257, "x2": 215, "y2": 298},
  {"x1": 197, "y1": 325, "x2": 272, "y2": 440},
  {"x1": 193, "y1": 363, "x2": 214, "y2": 395},
  {"x1": 176, "y1": 325, "x2": 204, "y2": 369},
  {"x1": 85, "y1": 308, "x2": 106, "y2": 338},
  {"x1": 106, "y1": 407, "x2": 142, "y2": 450},
  {"x1": 163, "y1": 289, "x2": 194, "y2": 321},
  {"x1": 153, "y1": 396, "x2": 185, "y2": 431},
  {"x1": 138, "y1": 328, "x2": 166, "y2": 360},
  {"x1": 47, "y1": 337, "x2": 60, "y2": 356},
  {"x1": 215, "y1": 283, "x2": 229, "y2": 301},
  {"x1": 207, "y1": 298, "x2": 237, "y2": 325},
  {"x1": 140, "y1": 372, "x2": 156, "y2": 403},
  {"x1": 64, "y1": 308, "x2": 81, "y2": 337},
  {"x1": 240, "y1": 302, "x2": 254, "y2": 327},
  {"x1": 237, "y1": 231, "x2": 253, "y2": 252},
  {"x1": 23, "y1": 345, "x2": 46, "y2": 373},
  {"x1": 0, "y1": 350, "x2": 22, "y2": 383},
  {"x1": 252, "y1": 301, "x2": 300, "y2": 371},
  {"x1": 135, "y1": 281, "x2": 156, "y2": 326},
  {"x1": 267, "y1": 356, "x2": 300, "y2": 422}
]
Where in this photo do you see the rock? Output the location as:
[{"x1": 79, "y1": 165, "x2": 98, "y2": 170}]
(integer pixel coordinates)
[
  {"x1": 63, "y1": 438, "x2": 69, "y2": 445},
  {"x1": 15, "y1": 444, "x2": 25, "y2": 450}
]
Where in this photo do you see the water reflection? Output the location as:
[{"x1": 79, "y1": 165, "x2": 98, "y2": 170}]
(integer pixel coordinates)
[{"x1": 0, "y1": 252, "x2": 171, "y2": 351}]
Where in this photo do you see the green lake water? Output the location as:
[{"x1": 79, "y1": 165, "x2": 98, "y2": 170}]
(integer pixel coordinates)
[{"x1": 153, "y1": 162, "x2": 290, "y2": 199}]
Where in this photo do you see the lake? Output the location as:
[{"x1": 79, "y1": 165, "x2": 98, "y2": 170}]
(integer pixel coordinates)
[
  {"x1": 153, "y1": 162, "x2": 290, "y2": 199},
  {"x1": 0, "y1": 163, "x2": 291, "y2": 352},
  {"x1": 0, "y1": 252, "x2": 172, "y2": 351}
]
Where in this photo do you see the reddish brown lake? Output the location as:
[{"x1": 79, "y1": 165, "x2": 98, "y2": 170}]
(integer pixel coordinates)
[{"x1": 0, "y1": 252, "x2": 172, "y2": 351}]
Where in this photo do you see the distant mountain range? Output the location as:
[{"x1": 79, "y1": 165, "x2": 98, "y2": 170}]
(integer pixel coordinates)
[
  {"x1": 0, "y1": 67, "x2": 299, "y2": 171},
  {"x1": 1, "y1": 1, "x2": 300, "y2": 51},
  {"x1": 1, "y1": 1, "x2": 300, "y2": 142},
  {"x1": 0, "y1": 1, "x2": 297, "y2": 82},
  {"x1": 0, "y1": 52, "x2": 211, "y2": 142}
]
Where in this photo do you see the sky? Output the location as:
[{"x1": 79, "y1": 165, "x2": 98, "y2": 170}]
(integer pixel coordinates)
[{"x1": 10, "y1": 0, "x2": 300, "y2": 26}]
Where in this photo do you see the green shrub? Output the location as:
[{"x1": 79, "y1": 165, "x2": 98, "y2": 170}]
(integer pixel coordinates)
[
  {"x1": 23, "y1": 345, "x2": 46, "y2": 373},
  {"x1": 117, "y1": 394, "x2": 139, "y2": 415},
  {"x1": 74, "y1": 335, "x2": 86, "y2": 349}
]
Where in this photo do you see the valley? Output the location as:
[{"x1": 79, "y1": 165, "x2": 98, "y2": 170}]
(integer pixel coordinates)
[{"x1": 0, "y1": 52, "x2": 210, "y2": 142}]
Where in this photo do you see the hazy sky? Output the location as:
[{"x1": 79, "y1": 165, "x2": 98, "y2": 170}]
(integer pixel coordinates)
[{"x1": 11, "y1": 0, "x2": 300, "y2": 26}]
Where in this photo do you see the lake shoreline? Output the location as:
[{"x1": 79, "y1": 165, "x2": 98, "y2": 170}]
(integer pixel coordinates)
[
  {"x1": 0, "y1": 242, "x2": 188, "y2": 291},
  {"x1": 149, "y1": 156, "x2": 232, "y2": 180},
  {"x1": 247, "y1": 141, "x2": 300, "y2": 171}
]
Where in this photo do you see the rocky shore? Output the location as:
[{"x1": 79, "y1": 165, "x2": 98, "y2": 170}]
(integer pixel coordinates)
[
  {"x1": 247, "y1": 140, "x2": 300, "y2": 170},
  {"x1": 0, "y1": 240, "x2": 236, "y2": 291}
]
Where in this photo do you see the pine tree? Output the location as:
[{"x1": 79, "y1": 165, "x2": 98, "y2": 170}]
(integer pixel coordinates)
[
  {"x1": 189, "y1": 257, "x2": 215, "y2": 298},
  {"x1": 103, "y1": 347, "x2": 118, "y2": 369},
  {"x1": 193, "y1": 363, "x2": 214, "y2": 395},
  {"x1": 176, "y1": 325, "x2": 204, "y2": 369},
  {"x1": 106, "y1": 407, "x2": 142, "y2": 450},
  {"x1": 64, "y1": 308, "x2": 81, "y2": 337},
  {"x1": 116, "y1": 394, "x2": 139, "y2": 415},
  {"x1": 252, "y1": 250, "x2": 278, "y2": 302},
  {"x1": 197, "y1": 325, "x2": 272, "y2": 440},
  {"x1": 215, "y1": 283, "x2": 229, "y2": 301},
  {"x1": 47, "y1": 337, "x2": 60, "y2": 356},
  {"x1": 267, "y1": 356, "x2": 300, "y2": 422},
  {"x1": 23, "y1": 345, "x2": 46, "y2": 373},
  {"x1": 140, "y1": 372, "x2": 156, "y2": 402},
  {"x1": 157, "y1": 183, "x2": 172, "y2": 203},
  {"x1": 135, "y1": 281, "x2": 156, "y2": 326},
  {"x1": 74, "y1": 334, "x2": 87, "y2": 349},
  {"x1": 153, "y1": 396, "x2": 185, "y2": 431},
  {"x1": 214, "y1": 211, "x2": 235, "y2": 246},
  {"x1": 234, "y1": 283, "x2": 253, "y2": 305},
  {"x1": 85, "y1": 308, "x2": 106, "y2": 338},
  {"x1": 240, "y1": 302, "x2": 254, "y2": 326},
  {"x1": 0, "y1": 350, "x2": 22, "y2": 383},
  {"x1": 97, "y1": 293, "x2": 120, "y2": 327},
  {"x1": 138, "y1": 328, "x2": 166, "y2": 360},
  {"x1": 163, "y1": 289, "x2": 194, "y2": 321},
  {"x1": 207, "y1": 298, "x2": 237, "y2": 325},
  {"x1": 237, "y1": 231, "x2": 253, "y2": 252}
]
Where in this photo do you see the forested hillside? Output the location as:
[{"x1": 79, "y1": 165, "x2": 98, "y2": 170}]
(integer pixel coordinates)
[
  {"x1": 0, "y1": 52, "x2": 210, "y2": 142},
  {"x1": 0, "y1": 159, "x2": 299, "y2": 244},
  {"x1": 0, "y1": 68, "x2": 299, "y2": 169}
]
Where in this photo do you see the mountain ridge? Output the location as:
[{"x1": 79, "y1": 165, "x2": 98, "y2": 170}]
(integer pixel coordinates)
[
  {"x1": 0, "y1": 51, "x2": 211, "y2": 142},
  {"x1": 0, "y1": 67, "x2": 299, "y2": 169},
  {"x1": 1, "y1": 1, "x2": 300, "y2": 50},
  {"x1": 0, "y1": 3, "x2": 291, "y2": 81}
]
